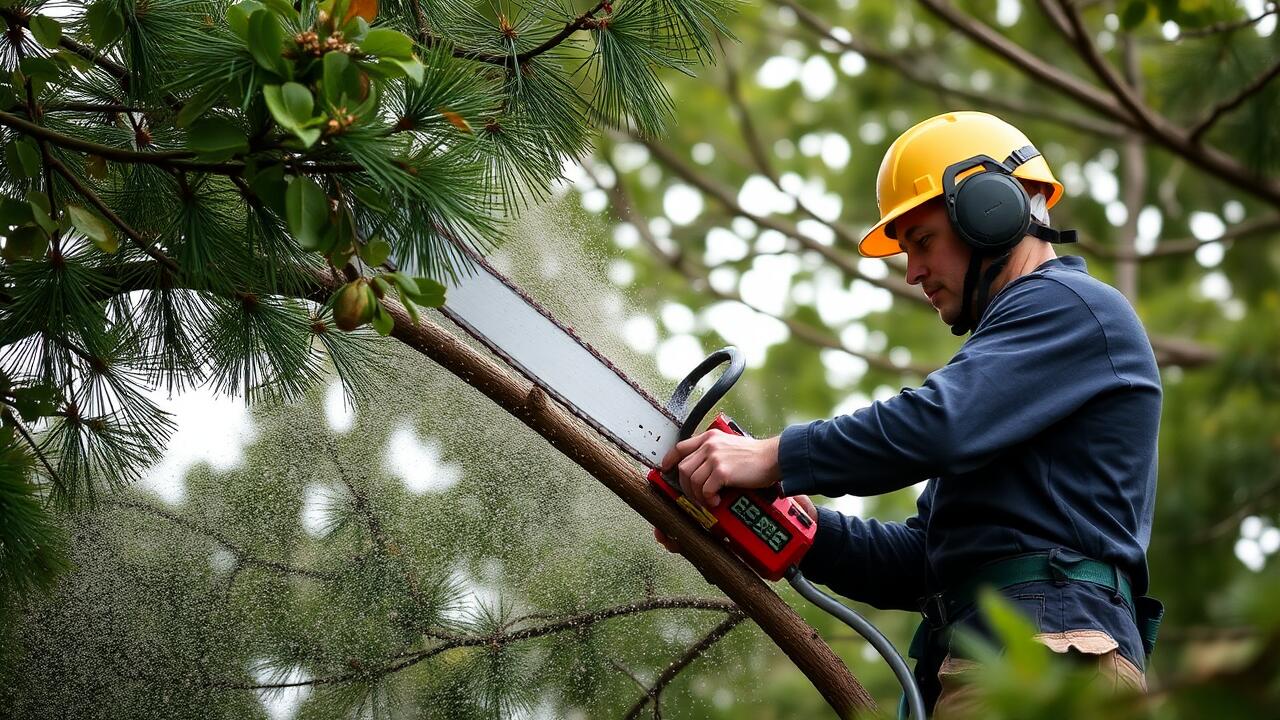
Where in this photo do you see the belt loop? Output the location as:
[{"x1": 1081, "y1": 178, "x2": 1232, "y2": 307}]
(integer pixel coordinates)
[{"x1": 1110, "y1": 564, "x2": 1124, "y2": 605}]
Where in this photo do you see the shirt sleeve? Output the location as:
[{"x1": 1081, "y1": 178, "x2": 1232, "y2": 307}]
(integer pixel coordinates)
[
  {"x1": 778, "y1": 278, "x2": 1117, "y2": 498},
  {"x1": 797, "y1": 485, "x2": 933, "y2": 611}
]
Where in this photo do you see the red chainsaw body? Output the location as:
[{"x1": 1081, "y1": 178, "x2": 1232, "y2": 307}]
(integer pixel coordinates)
[{"x1": 647, "y1": 413, "x2": 816, "y2": 581}]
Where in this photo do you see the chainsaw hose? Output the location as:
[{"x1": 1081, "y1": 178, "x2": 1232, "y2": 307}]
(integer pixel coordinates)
[{"x1": 787, "y1": 567, "x2": 926, "y2": 719}]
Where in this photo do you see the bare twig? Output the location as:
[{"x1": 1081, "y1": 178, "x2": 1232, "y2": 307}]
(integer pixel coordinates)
[
  {"x1": 623, "y1": 612, "x2": 747, "y2": 720},
  {"x1": 46, "y1": 153, "x2": 182, "y2": 274},
  {"x1": 111, "y1": 498, "x2": 334, "y2": 581},
  {"x1": 1176, "y1": 3, "x2": 1277, "y2": 39},
  {"x1": 616, "y1": 129, "x2": 923, "y2": 306},
  {"x1": 1078, "y1": 213, "x2": 1280, "y2": 261},
  {"x1": 914, "y1": 0, "x2": 1280, "y2": 209},
  {"x1": 220, "y1": 597, "x2": 740, "y2": 690},
  {"x1": 1189, "y1": 56, "x2": 1280, "y2": 144},
  {"x1": 595, "y1": 158, "x2": 936, "y2": 376}
]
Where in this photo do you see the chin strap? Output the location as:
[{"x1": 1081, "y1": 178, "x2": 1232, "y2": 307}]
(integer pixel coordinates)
[{"x1": 949, "y1": 249, "x2": 1013, "y2": 336}]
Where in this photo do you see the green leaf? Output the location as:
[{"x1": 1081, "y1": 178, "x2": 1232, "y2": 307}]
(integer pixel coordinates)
[
  {"x1": 86, "y1": 1, "x2": 126, "y2": 47},
  {"x1": 322, "y1": 51, "x2": 350, "y2": 106},
  {"x1": 1121, "y1": 1, "x2": 1149, "y2": 29},
  {"x1": 67, "y1": 204, "x2": 118, "y2": 253},
  {"x1": 397, "y1": 285, "x2": 421, "y2": 325},
  {"x1": 0, "y1": 196, "x2": 32, "y2": 227},
  {"x1": 28, "y1": 14, "x2": 61, "y2": 48},
  {"x1": 264, "y1": 83, "x2": 322, "y2": 147},
  {"x1": 266, "y1": 81, "x2": 314, "y2": 124},
  {"x1": 248, "y1": 163, "x2": 287, "y2": 215},
  {"x1": 383, "y1": 55, "x2": 424, "y2": 84},
  {"x1": 409, "y1": 276, "x2": 446, "y2": 307},
  {"x1": 176, "y1": 83, "x2": 224, "y2": 128},
  {"x1": 351, "y1": 184, "x2": 389, "y2": 213},
  {"x1": 260, "y1": 0, "x2": 299, "y2": 22},
  {"x1": 359, "y1": 28, "x2": 413, "y2": 58},
  {"x1": 53, "y1": 50, "x2": 93, "y2": 72},
  {"x1": 285, "y1": 176, "x2": 329, "y2": 249},
  {"x1": 1, "y1": 224, "x2": 48, "y2": 261},
  {"x1": 26, "y1": 191, "x2": 55, "y2": 234},
  {"x1": 18, "y1": 57, "x2": 60, "y2": 84},
  {"x1": 11, "y1": 385, "x2": 58, "y2": 422},
  {"x1": 371, "y1": 301, "x2": 393, "y2": 336},
  {"x1": 977, "y1": 588, "x2": 1050, "y2": 676},
  {"x1": 385, "y1": 272, "x2": 414, "y2": 295},
  {"x1": 187, "y1": 116, "x2": 249, "y2": 161},
  {"x1": 226, "y1": 0, "x2": 265, "y2": 41},
  {"x1": 360, "y1": 237, "x2": 390, "y2": 267},
  {"x1": 6, "y1": 138, "x2": 41, "y2": 179},
  {"x1": 247, "y1": 9, "x2": 287, "y2": 77}
]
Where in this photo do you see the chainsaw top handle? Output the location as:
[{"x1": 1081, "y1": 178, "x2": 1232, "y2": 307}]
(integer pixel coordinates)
[{"x1": 666, "y1": 347, "x2": 745, "y2": 441}]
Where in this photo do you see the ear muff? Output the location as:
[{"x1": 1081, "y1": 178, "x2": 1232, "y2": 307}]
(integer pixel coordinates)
[{"x1": 942, "y1": 154, "x2": 1031, "y2": 254}]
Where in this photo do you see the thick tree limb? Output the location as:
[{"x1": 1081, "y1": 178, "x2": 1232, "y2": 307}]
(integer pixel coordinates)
[
  {"x1": 916, "y1": 0, "x2": 1280, "y2": 209},
  {"x1": 775, "y1": 0, "x2": 1127, "y2": 139},
  {"x1": 287, "y1": 271, "x2": 876, "y2": 717}
]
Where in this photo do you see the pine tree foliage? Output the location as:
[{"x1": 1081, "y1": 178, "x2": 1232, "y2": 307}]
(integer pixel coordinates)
[{"x1": 0, "y1": 0, "x2": 737, "y2": 599}]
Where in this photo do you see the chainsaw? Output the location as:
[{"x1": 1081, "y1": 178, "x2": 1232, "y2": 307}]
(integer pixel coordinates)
[{"x1": 425, "y1": 247, "x2": 924, "y2": 718}]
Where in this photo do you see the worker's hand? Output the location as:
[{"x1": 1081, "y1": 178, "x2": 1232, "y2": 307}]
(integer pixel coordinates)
[
  {"x1": 653, "y1": 494, "x2": 817, "y2": 554},
  {"x1": 661, "y1": 431, "x2": 782, "y2": 509}
]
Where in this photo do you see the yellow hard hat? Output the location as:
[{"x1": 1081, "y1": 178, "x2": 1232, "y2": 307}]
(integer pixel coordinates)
[{"x1": 858, "y1": 111, "x2": 1064, "y2": 258}]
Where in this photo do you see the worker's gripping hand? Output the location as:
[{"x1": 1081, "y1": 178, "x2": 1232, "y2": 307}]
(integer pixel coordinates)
[
  {"x1": 661, "y1": 430, "x2": 782, "y2": 509},
  {"x1": 654, "y1": 494, "x2": 817, "y2": 554}
]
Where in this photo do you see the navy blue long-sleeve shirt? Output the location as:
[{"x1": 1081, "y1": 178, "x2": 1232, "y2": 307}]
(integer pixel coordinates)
[{"x1": 778, "y1": 257, "x2": 1160, "y2": 651}]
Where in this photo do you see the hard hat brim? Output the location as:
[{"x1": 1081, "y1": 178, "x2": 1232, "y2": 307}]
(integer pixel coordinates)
[{"x1": 857, "y1": 191, "x2": 941, "y2": 258}]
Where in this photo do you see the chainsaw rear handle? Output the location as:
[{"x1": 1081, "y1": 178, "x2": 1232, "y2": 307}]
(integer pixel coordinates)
[{"x1": 666, "y1": 347, "x2": 746, "y2": 442}]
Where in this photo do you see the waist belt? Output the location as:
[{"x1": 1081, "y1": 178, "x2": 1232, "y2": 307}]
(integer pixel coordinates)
[
  {"x1": 909, "y1": 550, "x2": 1163, "y2": 659},
  {"x1": 898, "y1": 550, "x2": 1163, "y2": 720}
]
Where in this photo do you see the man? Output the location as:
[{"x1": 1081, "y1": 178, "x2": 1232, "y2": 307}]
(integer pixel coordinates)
[{"x1": 655, "y1": 111, "x2": 1162, "y2": 716}]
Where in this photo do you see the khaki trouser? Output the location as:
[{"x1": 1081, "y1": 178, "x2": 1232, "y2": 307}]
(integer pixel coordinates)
[{"x1": 933, "y1": 630, "x2": 1147, "y2": 719}]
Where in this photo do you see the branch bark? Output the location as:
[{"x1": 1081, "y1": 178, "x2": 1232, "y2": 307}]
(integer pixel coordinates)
[{"x1": 290, "y1": 273, "x2": 874, "y2": 717}]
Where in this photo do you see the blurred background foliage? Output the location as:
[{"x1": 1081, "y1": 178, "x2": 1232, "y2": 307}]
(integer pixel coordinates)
[{"x1": 2, "y1": 0, "x2": 1279, "y2": 718}]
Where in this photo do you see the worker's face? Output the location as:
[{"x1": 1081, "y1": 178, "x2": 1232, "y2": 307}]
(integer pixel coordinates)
[{"x1": 895, "y1": 200, "x2": 970, "y2": 326}]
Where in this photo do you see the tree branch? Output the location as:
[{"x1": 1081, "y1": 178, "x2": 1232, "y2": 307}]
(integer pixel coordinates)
[
  {"x1": 1176, "y1": 3, "x2": 1277, "y2": 39},
  {"x1": 222, "y1": 597, "x2": 741, "y2": 690},
  {"x1": 617, "y1": 129, "x2": 924, "y2": 308},
  {"x1": 110, "y1": 498, "x2": 334, "y2": 581},
  {"x1": 46, "y1": 153, "x2": 182, "y2": 274},
  {"x1": 775, "y1": 0, "x2": 1127, "y2": 140},
  {"x1": 623, "y1": 612, "x2": 747, "y2": 720},
  {"x1": 914, "y1": 0, "x2": 1280, "y2": 209},
  {"x1": 1078, "y1": 213, "x2": 1280, "y2": 261},
  {"x1": 595, "y1": 159, "x2": 936, "y2": 377},
  {"x1": 1057, "y1": 0, "x2": 1162, "y2": 134},
  {"x1": 1189, "y1": 55, "x2": 1280, "y2": 144}
]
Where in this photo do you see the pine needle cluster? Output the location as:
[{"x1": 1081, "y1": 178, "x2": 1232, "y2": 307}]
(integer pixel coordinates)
[{"x1": 0, "y1": 0, "x2": 738, "y2": 598}]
